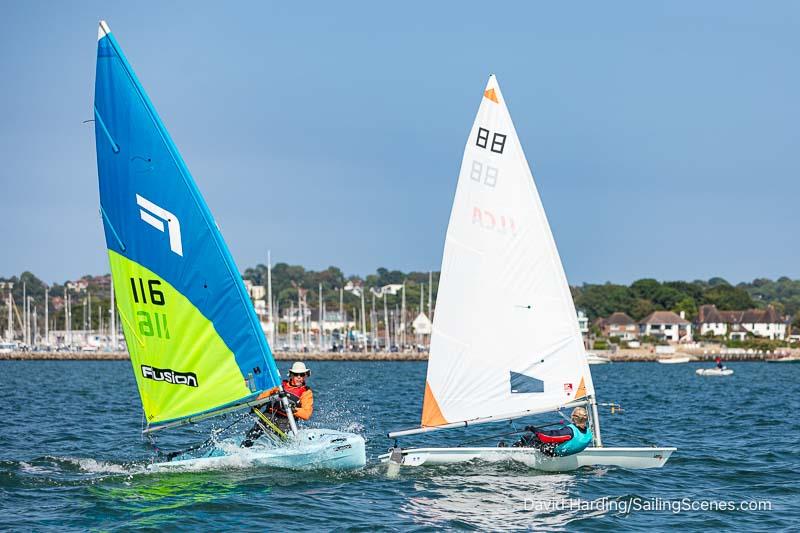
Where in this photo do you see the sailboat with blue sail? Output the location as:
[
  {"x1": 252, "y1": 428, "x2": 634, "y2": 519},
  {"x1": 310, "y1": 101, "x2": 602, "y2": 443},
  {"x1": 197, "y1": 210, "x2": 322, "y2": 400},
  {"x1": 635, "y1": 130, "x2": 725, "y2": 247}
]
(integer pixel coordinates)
[{"x1": 94, "y1": 20, "x2": 364, "y2": 470}]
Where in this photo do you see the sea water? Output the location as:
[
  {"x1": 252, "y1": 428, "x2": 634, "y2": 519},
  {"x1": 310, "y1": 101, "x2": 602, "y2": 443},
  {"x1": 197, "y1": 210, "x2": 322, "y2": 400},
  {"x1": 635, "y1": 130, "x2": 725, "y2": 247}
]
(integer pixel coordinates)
[{"x1": 1, "y1": 360, "x2": 797, "y2": 530}]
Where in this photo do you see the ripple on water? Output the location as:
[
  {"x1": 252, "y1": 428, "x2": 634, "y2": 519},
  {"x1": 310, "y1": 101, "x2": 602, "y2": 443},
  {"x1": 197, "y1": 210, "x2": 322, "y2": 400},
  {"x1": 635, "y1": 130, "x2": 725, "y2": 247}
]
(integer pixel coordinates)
[{"x1": 0, "y1": 360, "x2": 798, "y2": 530}]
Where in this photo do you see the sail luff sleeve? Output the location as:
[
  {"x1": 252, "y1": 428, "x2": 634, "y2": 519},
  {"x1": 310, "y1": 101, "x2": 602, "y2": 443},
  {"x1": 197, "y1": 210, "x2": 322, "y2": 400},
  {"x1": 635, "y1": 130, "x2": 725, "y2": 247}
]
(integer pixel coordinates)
[{"x1": 95, "y1": 23, "x2": 280, "y2": 425}]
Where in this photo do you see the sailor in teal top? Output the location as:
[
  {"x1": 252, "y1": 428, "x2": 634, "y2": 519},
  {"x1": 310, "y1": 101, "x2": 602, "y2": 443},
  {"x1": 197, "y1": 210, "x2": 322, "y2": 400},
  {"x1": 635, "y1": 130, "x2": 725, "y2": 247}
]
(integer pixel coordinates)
[{"x1": 512, "y1": 407, "x2": 593, "y2": 456}]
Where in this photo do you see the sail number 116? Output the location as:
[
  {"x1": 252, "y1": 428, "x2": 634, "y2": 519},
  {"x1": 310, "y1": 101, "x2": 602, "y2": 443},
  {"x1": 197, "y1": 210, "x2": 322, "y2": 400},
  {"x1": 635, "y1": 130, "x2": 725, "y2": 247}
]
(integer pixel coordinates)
[
  {"x1": 130, "y1": 277, "x2": 165, "y2": 305},
  {"x1": 130, "y1": 277, "x2": 171, "y2": 340}
]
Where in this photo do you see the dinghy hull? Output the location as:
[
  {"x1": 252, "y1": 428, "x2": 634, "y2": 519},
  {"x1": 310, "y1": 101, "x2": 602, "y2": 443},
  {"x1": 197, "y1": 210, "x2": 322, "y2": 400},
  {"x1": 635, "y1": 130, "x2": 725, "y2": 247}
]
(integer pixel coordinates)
[
  {"x1": 696, "y1": 368, "x2": 734, "y2": 376},
  {"x1": 657, "y1": 357, "x2": 691, "y2": 364},
  {"x1": 150, "y1": 429, "x2": 366, "y2": 472},
  {"x1": 380, "y1": 446, "x2": 675, "y2": 471}
]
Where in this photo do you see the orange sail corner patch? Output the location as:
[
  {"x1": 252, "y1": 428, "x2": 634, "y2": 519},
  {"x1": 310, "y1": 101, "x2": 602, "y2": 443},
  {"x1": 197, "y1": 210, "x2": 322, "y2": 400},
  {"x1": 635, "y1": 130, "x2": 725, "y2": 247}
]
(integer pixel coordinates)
[
  {"x1": 484, "y1": 88, "x2": 499, "y2": 103},
  {"x1": 421, "y1": 381, "x2": 448, "y2": 427},
  {"x1": 574, "y1": 377, "x2": 587, "y2": 399}
]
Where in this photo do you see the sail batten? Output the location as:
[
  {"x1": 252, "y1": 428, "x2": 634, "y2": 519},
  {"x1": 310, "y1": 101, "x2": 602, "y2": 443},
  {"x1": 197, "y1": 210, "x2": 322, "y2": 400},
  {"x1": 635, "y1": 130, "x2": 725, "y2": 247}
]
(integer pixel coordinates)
[
  {"x1": 95, "y1": 22, "x2": 281, "y2": 428},
  {"x1": 421, "y1": 76, "x2": 594, "y2": 428}
]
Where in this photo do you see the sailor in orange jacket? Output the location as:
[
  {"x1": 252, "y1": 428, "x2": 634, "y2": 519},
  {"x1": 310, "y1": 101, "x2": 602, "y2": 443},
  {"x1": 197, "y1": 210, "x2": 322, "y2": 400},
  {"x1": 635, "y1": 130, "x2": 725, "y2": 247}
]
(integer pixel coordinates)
[{"x1": 241, "y1": 362, "x2": 314, "y2": 447}]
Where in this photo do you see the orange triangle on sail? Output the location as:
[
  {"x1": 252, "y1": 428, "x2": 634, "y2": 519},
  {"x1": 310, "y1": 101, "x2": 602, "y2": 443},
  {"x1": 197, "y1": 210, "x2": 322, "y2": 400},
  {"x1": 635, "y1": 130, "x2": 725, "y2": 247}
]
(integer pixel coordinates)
[
  {"x1": 484, "y1": 88, "x2": 499, "y2": 103},
  {"x1": 574, "y1": 377, "x2": 587, "y2": 399},
  {"x1": 421, "y1": 381, "x2": 448, "y2": 427}
]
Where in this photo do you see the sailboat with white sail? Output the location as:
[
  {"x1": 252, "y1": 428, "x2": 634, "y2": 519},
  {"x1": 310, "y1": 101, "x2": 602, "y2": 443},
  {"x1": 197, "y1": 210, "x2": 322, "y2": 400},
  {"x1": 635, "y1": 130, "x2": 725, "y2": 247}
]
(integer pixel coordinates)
[
  {"x1": 94, "y1": 21, "x2": 364, "y2": 470},
  {"x1": 382, "y1": 76, "x2": 674, "y2": 471}
]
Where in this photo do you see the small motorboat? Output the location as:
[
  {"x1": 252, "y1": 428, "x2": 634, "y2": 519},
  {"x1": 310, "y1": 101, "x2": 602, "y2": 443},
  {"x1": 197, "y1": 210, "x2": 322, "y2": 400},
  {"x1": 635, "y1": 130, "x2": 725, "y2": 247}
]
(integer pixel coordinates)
[
  {"x1": 587, "y1": 352, "x2": 611, "y2": 365},
  {"x1": 657, "y1": 356, "x2": 691, "y2": 364},
  {"x1": 767, "y1": 356, "x2": 800, "y2": 363}
]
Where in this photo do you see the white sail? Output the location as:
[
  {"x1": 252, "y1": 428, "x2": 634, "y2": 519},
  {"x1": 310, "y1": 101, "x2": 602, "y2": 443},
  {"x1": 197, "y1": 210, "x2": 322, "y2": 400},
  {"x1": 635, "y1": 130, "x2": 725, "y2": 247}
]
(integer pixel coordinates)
[{"x1": 421, "y1": 75, "x2": 594, "y2": 427}]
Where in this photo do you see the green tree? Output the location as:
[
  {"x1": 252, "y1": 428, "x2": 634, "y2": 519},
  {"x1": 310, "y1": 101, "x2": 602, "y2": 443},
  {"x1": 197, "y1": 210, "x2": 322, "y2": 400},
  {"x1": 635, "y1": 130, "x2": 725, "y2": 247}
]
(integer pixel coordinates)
[
  {"x1": 703, "y1": 284, "x2": 754, "y2": 310},
  {"x1": 673, "y1": 297, "x2": 698, "y2": 320}
]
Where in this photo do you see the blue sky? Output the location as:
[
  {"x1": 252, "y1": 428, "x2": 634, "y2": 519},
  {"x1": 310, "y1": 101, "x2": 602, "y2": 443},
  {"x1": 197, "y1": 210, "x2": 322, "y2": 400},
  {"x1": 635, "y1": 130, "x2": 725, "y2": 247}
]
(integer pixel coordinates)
[{"x1": 1, "y1": 2, "x2": 798, "y2": 285}]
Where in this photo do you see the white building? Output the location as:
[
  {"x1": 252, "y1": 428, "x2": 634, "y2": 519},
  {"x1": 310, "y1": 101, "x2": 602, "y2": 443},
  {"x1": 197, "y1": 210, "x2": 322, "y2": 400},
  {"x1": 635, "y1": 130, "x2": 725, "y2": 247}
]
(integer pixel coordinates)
[
  {"x1": 696, "y1": 305, "x2": 728, "y2": 336},
  {"x1": 640, "y1": 311, "x2": 692, "y2": 343},
  {"x1": 696, "y1": 304, "x2": 787, "y2": 340},
  {"x1": 576, "y1": 309, "x2": 588, "y2": 335},
  {"x1": 600, "y1": 312, "x2": 638, "y2": 341}
]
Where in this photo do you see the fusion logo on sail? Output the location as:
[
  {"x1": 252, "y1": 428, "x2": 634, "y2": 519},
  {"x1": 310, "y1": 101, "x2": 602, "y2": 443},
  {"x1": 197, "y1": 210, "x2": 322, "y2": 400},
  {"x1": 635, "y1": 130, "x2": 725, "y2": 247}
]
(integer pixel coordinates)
[{"x1": 141, "y1": 365, "x2": 198, "y2": 387}]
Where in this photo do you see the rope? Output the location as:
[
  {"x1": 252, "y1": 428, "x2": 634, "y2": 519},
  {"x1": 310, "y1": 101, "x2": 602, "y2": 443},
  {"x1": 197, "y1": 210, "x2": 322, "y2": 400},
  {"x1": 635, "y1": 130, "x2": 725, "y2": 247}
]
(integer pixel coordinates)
[{"x1": 456, "y1": 420, "x2": 565, "y2": 447}]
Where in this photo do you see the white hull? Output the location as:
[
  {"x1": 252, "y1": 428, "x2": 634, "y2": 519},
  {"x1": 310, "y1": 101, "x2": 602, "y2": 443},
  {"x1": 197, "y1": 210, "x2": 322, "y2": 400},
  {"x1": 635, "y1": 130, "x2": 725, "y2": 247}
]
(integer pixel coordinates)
[
  {"x1": 696, "y1": 368, "x2": 734, "y2": 376},
  {"x1": 767, "y1": 356, "x2": 800, "y2": 363},
  {"x1": 149, "y1": 429, "x2": 366, "y2": 472},
  {"x1": 587, "y1": 354, "x2": 611, "y2": 365},
  {"x1": 657, "y1": 357, "x2": 691, "y2": 364},
  {"x1": 380, "y1": 446, "x2": 675, "y2": 472}
]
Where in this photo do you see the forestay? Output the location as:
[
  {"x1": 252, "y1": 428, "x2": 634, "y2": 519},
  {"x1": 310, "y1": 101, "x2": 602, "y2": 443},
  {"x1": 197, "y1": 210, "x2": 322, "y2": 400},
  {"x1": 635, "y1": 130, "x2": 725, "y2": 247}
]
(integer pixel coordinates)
[
  {"x1": 421, "y1": 75, "x2": 594, "y2": 428},
  {"x1": 94, "y1": 22, "x2": 281, "y2": 430}
]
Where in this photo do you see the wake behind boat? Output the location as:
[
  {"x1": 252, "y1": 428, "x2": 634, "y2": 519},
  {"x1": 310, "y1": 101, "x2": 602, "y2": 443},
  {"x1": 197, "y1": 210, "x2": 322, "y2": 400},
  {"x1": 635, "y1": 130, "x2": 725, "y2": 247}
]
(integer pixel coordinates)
[
  {"x1": 93, "y1": 21, "x2": 364, "y2": 471},
  {"x1": 149, "y1": 429, "x2": 366, "y2": 471},
  {"x1": 382, "y1": 76, "x2": 675, "y2": 472}
]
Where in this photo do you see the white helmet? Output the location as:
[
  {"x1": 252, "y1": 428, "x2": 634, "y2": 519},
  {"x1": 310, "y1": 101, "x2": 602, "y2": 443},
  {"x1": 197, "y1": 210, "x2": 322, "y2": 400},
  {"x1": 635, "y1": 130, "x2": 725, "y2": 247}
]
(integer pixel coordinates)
[{"x1": 289, "y1": 361, "x2": 310, "y2": 375}]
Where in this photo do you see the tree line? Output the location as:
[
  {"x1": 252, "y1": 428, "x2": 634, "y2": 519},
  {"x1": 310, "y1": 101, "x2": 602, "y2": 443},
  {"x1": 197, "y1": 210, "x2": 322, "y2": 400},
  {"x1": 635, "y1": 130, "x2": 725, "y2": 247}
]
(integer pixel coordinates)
[
  {"x1": 3, "y1": 269, "x2": 799, "y2": 331},
  {"x1": 572, "y1": 277, "x2": 800, "y2": 325}
]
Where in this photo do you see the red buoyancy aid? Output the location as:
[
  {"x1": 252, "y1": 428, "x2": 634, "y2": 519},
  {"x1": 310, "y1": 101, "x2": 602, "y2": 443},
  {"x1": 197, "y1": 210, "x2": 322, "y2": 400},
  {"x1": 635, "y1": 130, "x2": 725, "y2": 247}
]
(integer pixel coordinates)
[
  {"x1": 535, "y1": 431, "x2": 572, "y2": 444},
  {"x1": 282, "y1": 379, "x2": 309, "y2": 403},
  {"x1": 269, "y1": 379, "x2": 311, "y2": 418}
]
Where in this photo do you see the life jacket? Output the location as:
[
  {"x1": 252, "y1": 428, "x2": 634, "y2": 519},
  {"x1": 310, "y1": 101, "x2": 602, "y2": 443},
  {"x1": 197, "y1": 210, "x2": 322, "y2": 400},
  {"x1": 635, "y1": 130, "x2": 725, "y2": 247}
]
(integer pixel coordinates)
[
  {"x1": 269, "y1": 379, "x2": 310, "y2": 418},
  {"x1": 553, "y1": 423, "x2": 593, "y2": 456}
]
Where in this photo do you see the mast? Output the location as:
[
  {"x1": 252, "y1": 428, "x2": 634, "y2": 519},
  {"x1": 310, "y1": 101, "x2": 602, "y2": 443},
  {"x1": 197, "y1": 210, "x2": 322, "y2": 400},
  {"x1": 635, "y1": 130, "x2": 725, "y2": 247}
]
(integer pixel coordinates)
[
  {"x1": 418, "y1": 283, "x2": 424, "y2": 348},
  {"x1": 63, "y1": 287, "x2": 68, "y2": 346},
  {"x1": 322, "y1": 301, "x2": 327, "y2": 351},
  {"x1": 383, "y1": 294, "x2": 389, "y2": 350},
  {"x1": 590, "y1": 397, "x2": 603, "y2": 447},
  {"x1": 401, "y1": 282, "x2": 406, "y2": 349},
  {"x1": 339, "y1": 287, "x2": 344, "y2": 350},
  {"x1": 318, "y1": 283, "x2": 323, "y2": 352},
  {"x1": 22, "y1": 282, "x2": 27, "y2": 346},
  {"x1": 44, "y1": 286, "x2": 49, "y2": 346},
  {"x1": 297, "y1": 288, "x2": 303, "y2": 350},
  {"x1": 289, "y1": 302, "x2": 295, "y2": 351},
  {"x1": 371, "y1": 292, "x2": 377, "y2": 351},
  {"x1": 360, "y1": 289, "x2": 367, "y2": 352},
  {"x1": 267, "y1": 250, "x2": 273, "y2": 346},
  {"x1": 7, "y1": 284, "x2": 13, "y2": 342},
  {"x1": 110, "y1": 276, "x2": 116, "y2": 350},
  {"x1": 428, "y1": 271, "x2": 432, "y2": 317},
  {"x1": 274, "y1": 297, "x2": 280, "y2": 348}
]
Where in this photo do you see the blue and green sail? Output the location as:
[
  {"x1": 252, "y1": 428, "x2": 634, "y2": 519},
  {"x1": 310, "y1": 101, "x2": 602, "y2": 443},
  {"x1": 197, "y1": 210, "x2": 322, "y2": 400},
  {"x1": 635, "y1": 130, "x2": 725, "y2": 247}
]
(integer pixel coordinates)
[{"x1": 94, "y1": 21, "x2": 280, "y2": 429}]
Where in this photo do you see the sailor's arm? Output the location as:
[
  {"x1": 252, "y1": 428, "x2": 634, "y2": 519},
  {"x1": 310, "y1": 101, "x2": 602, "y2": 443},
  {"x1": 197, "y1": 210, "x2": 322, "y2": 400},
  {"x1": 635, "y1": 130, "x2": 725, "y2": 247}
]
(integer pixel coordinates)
[
  {"x1": 256, "y1": 387, "x2": 280, "y2": 401},
  {"x1": 293, "y1": 389, "x2": 314, "y2": 420}
]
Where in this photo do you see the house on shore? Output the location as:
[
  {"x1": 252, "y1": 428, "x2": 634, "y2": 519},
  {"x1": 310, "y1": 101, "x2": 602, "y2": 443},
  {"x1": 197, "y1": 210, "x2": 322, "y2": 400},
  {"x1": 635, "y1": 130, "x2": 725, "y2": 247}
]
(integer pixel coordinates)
[
  {"x1": 695, "y1": 304, "x2": 787, "y2": 340},
  {"x1": 596, "y1": 312, "x2": 638, "y2": 340},
  {"x1": 640, "y1": 311, "x2": 692, "y2": 343}
]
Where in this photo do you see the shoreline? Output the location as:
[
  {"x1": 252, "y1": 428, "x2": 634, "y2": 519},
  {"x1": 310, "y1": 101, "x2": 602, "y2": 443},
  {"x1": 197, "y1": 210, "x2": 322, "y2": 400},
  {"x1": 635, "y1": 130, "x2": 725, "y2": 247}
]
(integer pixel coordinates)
[
  {"x1": 0, "y1": 350, "x2": 796, "y2": 362},
  {"x1": 0, "y1": 351, "x2": 429, "y2": 362}
]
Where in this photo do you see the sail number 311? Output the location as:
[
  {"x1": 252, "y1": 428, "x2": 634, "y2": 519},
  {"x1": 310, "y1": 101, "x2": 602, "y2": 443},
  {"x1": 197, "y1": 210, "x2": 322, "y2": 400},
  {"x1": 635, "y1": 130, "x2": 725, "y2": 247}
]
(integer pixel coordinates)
[{"x1": 130, "y1": 277, "x2": 171, "y2": 339}]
